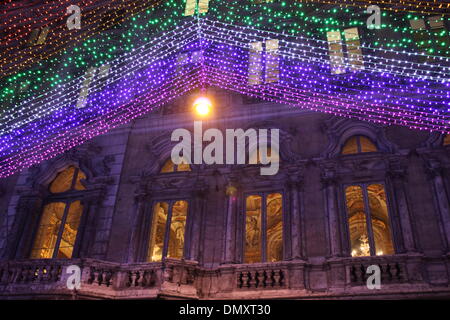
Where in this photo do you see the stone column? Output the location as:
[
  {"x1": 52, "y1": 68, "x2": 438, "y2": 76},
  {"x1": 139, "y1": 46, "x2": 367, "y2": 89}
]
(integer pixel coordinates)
[
  {"x1": 424, "y1": 158, "x2": 450, "y2": 253},
  {"x1": 387, "y1": 158, "x2": 417, "y2": 253},
  {"x1": 188, "y1": 187, "x2": 208, "y2": 262},
  {"x1": 222, "y1": 177, "x2": 239, "y2": 264},
  {"x1": 9, "y1": 193, "x2": 44, "y2": 259},
  {"x1": 320, "y1": 165, "x2": 342, "y2": 258},
  {"x1": 286, "y1": 170, "x2": 303, "y2": 260},
  {"x1": 126, "y1": 186, "x2": 151, "y2": 262},
  {"x1": 77, "y1": 188, "x2": 104, "y2": 258}
]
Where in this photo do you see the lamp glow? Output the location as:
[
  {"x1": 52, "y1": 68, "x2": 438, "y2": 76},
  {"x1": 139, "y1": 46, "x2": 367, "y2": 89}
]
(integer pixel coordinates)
[{"x1": 193, "y1": 97, "x2": 212, "y2": 116}]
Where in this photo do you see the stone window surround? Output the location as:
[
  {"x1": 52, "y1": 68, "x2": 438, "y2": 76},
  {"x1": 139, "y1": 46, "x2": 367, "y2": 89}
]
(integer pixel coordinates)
[
  {"x1": 139, "y1": 197, "x2": 192, "y2": 263},
  {"x1": 240, "y1": 190, "x2": 285, "y2": 264},
  {"x1": 341, "y1": 181, "x2": 396, "y2": 257},
  {"x1": 2, "y1": 143, "x2": 113, "y2": 261}
]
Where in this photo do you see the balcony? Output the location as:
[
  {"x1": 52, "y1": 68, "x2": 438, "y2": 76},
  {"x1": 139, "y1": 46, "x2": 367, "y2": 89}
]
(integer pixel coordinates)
[
  {"x1": 0, "y1": 258, "x2": 199, "y2": 299},
  {"x1": 0, "y1": 254, "x2": 449, "y2": 299}
]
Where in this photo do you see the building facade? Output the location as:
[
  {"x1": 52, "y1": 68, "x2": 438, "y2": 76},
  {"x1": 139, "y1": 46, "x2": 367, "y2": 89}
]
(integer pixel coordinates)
[{"x1": 0, "y1": 90, "x2": 450, "y2": 299}]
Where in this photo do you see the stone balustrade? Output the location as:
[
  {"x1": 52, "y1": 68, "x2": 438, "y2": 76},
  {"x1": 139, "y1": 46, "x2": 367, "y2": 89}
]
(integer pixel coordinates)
[
  {"x1": 0, "y1": 254, "x2": 448, "y2": 299},
  {"x1": 345, "y1": 257, "x2": 407, "y2": 286}
]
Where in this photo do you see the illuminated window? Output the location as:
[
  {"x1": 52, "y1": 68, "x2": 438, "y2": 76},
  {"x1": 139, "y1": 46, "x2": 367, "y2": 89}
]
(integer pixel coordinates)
[
  {"x1": 443, "y1": 134, "x2": 450, "y2": 146},
  {"x1": 410, "y1": 16, "x2": 450, "y2": 59},
  {"x1": 326, "y1": 31, "x2": 346, "y2": 74},
  {"x1": 248, "y1": 147, "x2": 280, "y2": 164},
  {"x1": 30, "y1": 166, "x2": 86, "y2": 259},
  {"x1": 248, "y1": 41, "x2": 263, "y2": 85},
  {"x1": 341, "y1": 136, "x2": 378, "y2": 155},
  {"x1": 265, "y1": 39, "x2": 279, "y2": 83},
  {"x1": 327, "y1": 28, "x2": 364, "y2": 74},
  {"x1": 147, "y1": 200, "x2": 189, "y2": 262},
  {"x1": 76, "y1": 64, "x2": 110, "y2": 109},
  {"x1": 344, "y1": 184, "x2": 395, "y2": 257},
  {"x1": 184, "y1": 0, "x2": 209, "y2": 16},
  {"x1": 344, "y1": 28, "x2": 364, "y2": 71},
  {"x1": 248, "y1": 39, "x2": 279, "y2": 85},
  {"x1": 244, "y1": 193, "x2": 283, "y2": 263},
  {"x1": 160, "y1": 158, "x2": 191, "y2": 173},
  {"x1": 27, "y1": 27, "x2": 49, "y2": 46}
]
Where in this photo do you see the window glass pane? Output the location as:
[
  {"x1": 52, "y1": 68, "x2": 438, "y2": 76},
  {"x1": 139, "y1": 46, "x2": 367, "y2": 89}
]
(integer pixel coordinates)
[
  {"x1": 265, "y1": 39, "x2": 279, "y2": 83},
  {"x1": 148, "y1": 202, "x2": 169, "y2": 262},
  {"x1": 368, "y1": 184, "x2": 395, "y2": 256},
  {"x1": 198, "y1": 0, "x2": 209, "y2": 14},
  {"x1": 345, "y1": 186, "x2": 371, "y2": 257},
  {"x1": 244, "y1": 195, "x2": 262, "y2": 263},
  {"x1": 326, "y1": 31, "x2": 345, "y2": 74},
  {"x1": 248, "y1": 41, "x2": 263, "y2": 85},
  {"x1": 57, "y1": 201, "x2": 83, "y2": 259},
  {"x1": 360, "y1": 136, "x2": 378, "y2": 153},
  {"x1": 36, "y1": 26, "x2": 49, "y2": 45},
  {"x1": 184, "y1": 0, "x2": 196, "y2": 16},
  {"x1": 74, "y1": 169, "x2": 86, "y2": 190},
  {"x1": 167, "y1": 201, "x2": 188, "y2": 259},
  {"x1": 177, "y1": 157, "x2": 191, "y2": 172},
  {"x1": 161, "y1": 159, "x2": 175, "y2": 173},
  {"x1": 49, "y1": 167, "x2": 76, "y2": 193},
  {"x1": 344, "y1": 28, "x2": 364, "y2": 71},
  {"x1": 341, "y1": 136, "x2": 358, "y2": 154},
  {"x1": 444, "y1": 134, "x2": 450, "y2": 146},
  {"x1": 161, "y1": 158, "x2": 191, "y2": 172},
  {"x1": 249, "y1": 147, "x2": 280, "y2": 165},
  {"x1": 30, "y1": 202, "x2": 65, "y2": 259},
  {"x1": 266, "y1": 193, "x2": 283, "y2": 262}
]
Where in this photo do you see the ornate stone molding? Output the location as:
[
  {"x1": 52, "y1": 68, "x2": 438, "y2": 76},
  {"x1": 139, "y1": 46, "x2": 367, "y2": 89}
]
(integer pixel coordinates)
[
  {"x1": 321, "y1": 117, "x2": 398, "y2": 158},
  {"x1": 26, "y1": 141, "x2": 115, "y2": 191},
  {"x1": 419, "y1": 131, "x2": 447, "y2": 149},
  {"x1": 386, "y1": 156, "x2": 409, "y2": 180},
  {"x1": 243, "y1": 120, "x2": 301, "y2": 165},
  {"x1": 318, "y1": 160, "x2": 339, "y2": 188}
]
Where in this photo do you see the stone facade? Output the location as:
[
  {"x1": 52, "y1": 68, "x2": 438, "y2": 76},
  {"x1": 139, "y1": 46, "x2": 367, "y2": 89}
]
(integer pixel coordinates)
[{"x1": 0, "y1": 90, "x2": 449, "y2": 299}]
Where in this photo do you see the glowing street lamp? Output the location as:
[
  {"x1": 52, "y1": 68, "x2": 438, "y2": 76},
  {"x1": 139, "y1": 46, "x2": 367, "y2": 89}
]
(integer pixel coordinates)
[{"x1": 193, "y1": 96, "x2": 212, "y2": 116}]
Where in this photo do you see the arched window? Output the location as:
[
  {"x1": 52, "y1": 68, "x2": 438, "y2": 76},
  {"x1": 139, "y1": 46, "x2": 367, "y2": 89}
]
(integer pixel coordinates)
[
  {"x1": 248, "y1": 147, "x2": 280, "y2": 165},
  {"x1": 344, "y1": 184, "x2": 395, "y2": 257},
  {"x1": 444, "y1": 134, "x2": 450, "y2": 146},
  {"x1": 30, "y1": 166, "x2": 86, "y2": 259},
  {"x1": 160, "y1": 158, "x2": 191, "y2": 173},
  {"x1": 244, "y1": 193, "x2": 283, "y2": 263},
  {"x1": 341, "y1": 135, "x2": 378, "y2": 155},
  {"x1": 147, "y1": 200, "x2": 189, "y2": 262}
]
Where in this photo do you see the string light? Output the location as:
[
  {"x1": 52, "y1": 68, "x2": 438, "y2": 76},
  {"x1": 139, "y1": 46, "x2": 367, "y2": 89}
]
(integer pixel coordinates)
[
  {"x1": 0, "y1": 8, "x2": 449, "y2": 178},
  {"x1": 2, "y1": 0, "x2": 449, "y2": 108},
  {"x1": 296, "y1": 0, "x2": 450, "y2": 16},
  {"x1": 0, "y1": 0, "x2": 163, "y2": 77}
]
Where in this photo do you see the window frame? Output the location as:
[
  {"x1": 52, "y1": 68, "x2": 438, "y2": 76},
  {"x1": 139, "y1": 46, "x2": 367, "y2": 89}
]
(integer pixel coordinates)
[
  {"x1": 342, "y1": 181, "x2": 396, "y2": 257},
  {"x1": 29, "y1": 167, "x2": 87, "y2": 259},
  {"x1": 160, "y1": 158, "x2": 192, "y2": 174},
  {"x1": 341, "y1": 135, "x2": 378, "y2": 155},
  {"x1": 241, "y1": 190, "x2": 285, "y2": 264},
  {"x1": 145, "y1": 198, "x2": 191, "y2": 262}
]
